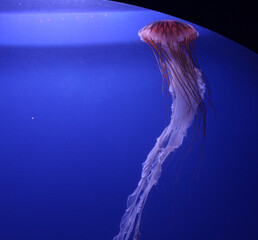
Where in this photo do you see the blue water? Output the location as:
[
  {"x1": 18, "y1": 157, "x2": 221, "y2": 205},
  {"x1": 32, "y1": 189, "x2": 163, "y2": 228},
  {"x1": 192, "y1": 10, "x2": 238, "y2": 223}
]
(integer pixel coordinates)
[{"x1": 0, "y1": 2, "x2": 257, "y2": 240}]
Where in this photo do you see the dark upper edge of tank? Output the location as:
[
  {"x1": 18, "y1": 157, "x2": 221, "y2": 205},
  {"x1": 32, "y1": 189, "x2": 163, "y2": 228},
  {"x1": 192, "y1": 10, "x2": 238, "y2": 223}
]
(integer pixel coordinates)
[{"x1": 0, "y1": 0, "x2": 145, "y2": 13}]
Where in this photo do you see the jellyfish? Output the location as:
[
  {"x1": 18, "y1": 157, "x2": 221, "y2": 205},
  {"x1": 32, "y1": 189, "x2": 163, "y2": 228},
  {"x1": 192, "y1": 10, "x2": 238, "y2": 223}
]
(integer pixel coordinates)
[{"x1": 113, "y1": 20, "x2": 212, "y2": 240}]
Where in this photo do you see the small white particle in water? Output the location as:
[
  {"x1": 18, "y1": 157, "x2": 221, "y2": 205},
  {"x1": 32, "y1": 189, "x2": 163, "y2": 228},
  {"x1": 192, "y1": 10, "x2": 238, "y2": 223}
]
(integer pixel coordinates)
[{"x1": 32, "y1": 117, "x2": 34, "y2": 120}]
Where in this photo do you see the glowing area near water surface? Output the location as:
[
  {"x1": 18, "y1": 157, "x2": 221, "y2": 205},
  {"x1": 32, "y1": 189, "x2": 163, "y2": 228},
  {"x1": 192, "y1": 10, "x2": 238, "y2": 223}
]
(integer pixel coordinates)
[{"x1": 0, "y1": 11, "x2": 209, "y2": 46}]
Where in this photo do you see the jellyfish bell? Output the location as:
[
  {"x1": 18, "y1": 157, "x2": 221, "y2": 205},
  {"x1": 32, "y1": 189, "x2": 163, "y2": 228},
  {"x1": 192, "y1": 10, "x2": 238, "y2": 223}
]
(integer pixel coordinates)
[
  {"x1": 113, "y1": 20, "x2": 212, "y2": 240},
  {"x1": 138, "y1": 20, "x2": 199, "y2": 64},
  {"x1": 138, "y1": 20, "x2": 198, "y2": 48}
]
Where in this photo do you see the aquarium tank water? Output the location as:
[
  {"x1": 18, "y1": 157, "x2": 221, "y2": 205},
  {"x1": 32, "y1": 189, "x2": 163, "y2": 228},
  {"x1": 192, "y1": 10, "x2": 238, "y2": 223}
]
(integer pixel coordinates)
[{"x1": 0, "y1": 1, "x2": 257, "y2": 240}]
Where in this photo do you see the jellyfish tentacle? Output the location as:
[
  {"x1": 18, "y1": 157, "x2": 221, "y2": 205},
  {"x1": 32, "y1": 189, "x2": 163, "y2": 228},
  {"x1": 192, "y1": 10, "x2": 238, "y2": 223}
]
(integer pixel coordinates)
[
  {"x1": 113, "y1": 90, "x2": 201, "y2": 240},
  {"x1": 113, "y1": 126, "x2": 171, "y2": 240}
]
